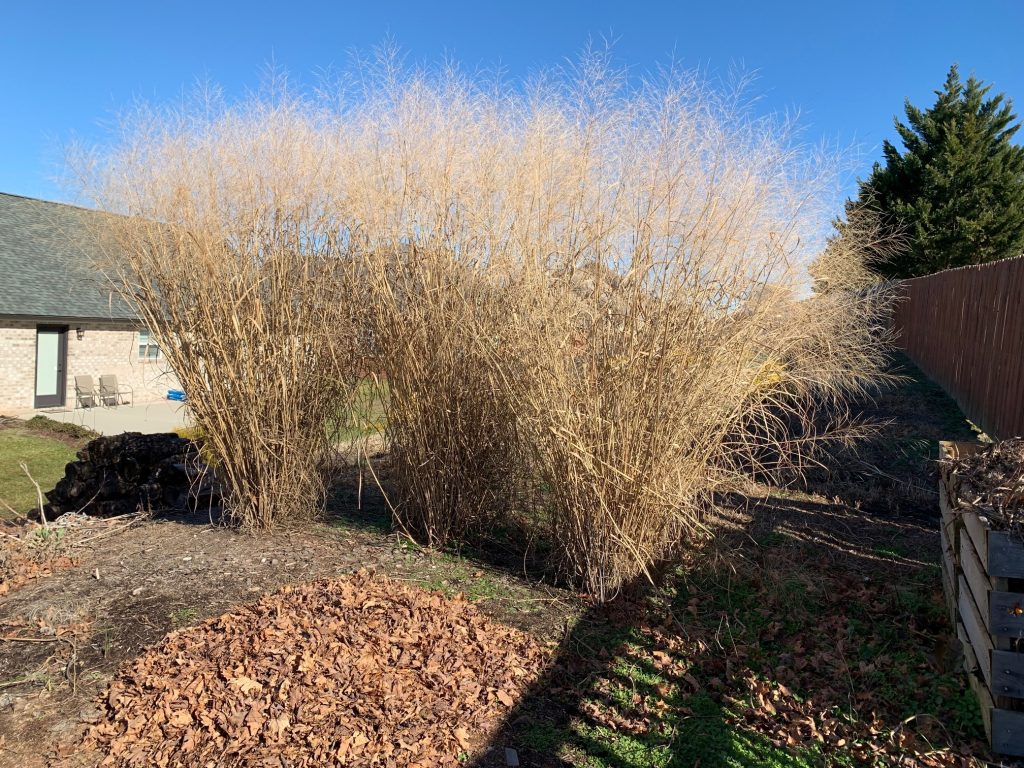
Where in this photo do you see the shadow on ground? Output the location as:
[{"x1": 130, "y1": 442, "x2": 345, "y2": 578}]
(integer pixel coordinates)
[
  {"x1": 314, "y1": 352, "x2": 987, "y2": 766},
  {"x1": 469, "y1": 492, "x2": 986, "y2": 767},
  {"x1": 464, "y1": 354, "x2": 986, "y2": 767},
  {"x1": 799, "y1": 351, "x2": 980, "y2": 517}
]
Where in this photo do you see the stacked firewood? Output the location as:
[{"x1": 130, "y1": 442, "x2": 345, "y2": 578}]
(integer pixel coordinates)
[{"x1": 43, "y1": 432, "x2": 217, "y2": 519}]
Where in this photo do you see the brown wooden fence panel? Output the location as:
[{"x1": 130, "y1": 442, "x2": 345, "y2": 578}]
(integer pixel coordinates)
[{"x1": 893, "y1": 256, "x2": 1024, "y2": 440}]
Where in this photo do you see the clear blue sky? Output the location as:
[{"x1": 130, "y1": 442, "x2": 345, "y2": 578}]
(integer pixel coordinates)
[{"x1": 2, "y1": 0, "x2": 1022, "y2": 204}]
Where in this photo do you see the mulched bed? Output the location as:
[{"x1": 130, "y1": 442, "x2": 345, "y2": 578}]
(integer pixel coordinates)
[
  {"x1": 1, "y1": 513, "x2": 144, "y2": 597},
  {"x1": 944, "y1": 438, "x2": 1024, "y2": 536},
  {"x1": 0, "y1": 519, "x2": 77, "y2": 597},
  {"x1": 82, "y1": 571, "x2": 550, "y2": 767}
]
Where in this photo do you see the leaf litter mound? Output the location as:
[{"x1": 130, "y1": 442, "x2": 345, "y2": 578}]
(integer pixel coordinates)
[
  {"x1": 945, "y1": 438, "x2": 1024, "y2": 538},
  {"x1": 84, "y1": 571, "x2": 548, "y2": 767}
]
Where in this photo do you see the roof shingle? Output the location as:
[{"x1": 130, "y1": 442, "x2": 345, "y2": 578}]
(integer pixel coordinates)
[{"x1": 0, "y1": 192, "x2": 135, "y2": 320}]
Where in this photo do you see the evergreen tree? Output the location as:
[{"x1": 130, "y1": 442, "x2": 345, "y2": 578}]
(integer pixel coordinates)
[{"x1": 852, "y1": 65, "x2": 1024, "y2": 278}]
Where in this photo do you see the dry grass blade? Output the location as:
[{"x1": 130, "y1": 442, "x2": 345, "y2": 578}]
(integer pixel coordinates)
[
  {"x1": 67, "y1": 46, "x2": 898, "y2": 595},
  {"x1": 71, "y1": 93, "x2": 365, "y2": 529},
  {"x1": 19, "y1": 461, "x2": 46, "y2": 527}
]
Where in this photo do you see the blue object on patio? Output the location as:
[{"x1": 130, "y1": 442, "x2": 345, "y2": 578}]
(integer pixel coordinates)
[{"x1": 167, "y1": 389, "x2": 187, "y2": 402}]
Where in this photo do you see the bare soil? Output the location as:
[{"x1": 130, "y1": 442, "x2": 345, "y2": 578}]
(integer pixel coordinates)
[
  {"x1": 0, "y1": 356, "x2": 988, "y2": 767},
  {"x1": 0, "y1": 473, "x2": 582, "y2": 768}
]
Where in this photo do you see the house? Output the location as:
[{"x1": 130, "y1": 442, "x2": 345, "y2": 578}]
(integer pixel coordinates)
[{"x1": 0, "y1": 192, "x2": 175, "y2": 413}]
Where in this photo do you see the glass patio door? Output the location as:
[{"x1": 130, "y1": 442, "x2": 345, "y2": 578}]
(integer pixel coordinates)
[{"x1": 34, "y1": 326, "x2": 68, "y2": 408}]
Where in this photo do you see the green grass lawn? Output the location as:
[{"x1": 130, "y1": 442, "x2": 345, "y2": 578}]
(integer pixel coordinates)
[
  {"x1": 0, "y1": 427, "x2": 78, "y2": 518},
  {"x1": 330, "y1": 378, "x2": 389, "y2": 442}
]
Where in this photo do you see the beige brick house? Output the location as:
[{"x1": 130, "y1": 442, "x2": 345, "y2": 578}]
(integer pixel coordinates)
[{"x1": 0, "y1": 193, "x2": 177, "y2": 414}]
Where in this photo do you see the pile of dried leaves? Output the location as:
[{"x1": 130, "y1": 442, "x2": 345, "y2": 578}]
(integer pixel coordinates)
[
  {"x1": 944, "y1": 438, "x2": 1024, "y2": 537},
  {"x1": 84, "y1": 571, "x2": 549, "y2": 767}
]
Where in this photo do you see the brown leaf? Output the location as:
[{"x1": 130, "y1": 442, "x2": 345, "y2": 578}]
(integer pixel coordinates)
[
  {"x1": 82, "y1": 573, "x2": 549, "y2": 766},
  {"x1": 168, "y1": 709, "x2": 192, "y2": 727},
  {"x1": 229, "y1": 676, "x2": 263, "y2": 695}
]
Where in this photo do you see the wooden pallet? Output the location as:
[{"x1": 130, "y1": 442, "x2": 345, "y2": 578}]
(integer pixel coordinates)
[{"x1": 939, "y1": 441, "x2": 1024, "y2": 756}]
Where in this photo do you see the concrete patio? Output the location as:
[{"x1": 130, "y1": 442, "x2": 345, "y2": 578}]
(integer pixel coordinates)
[{"x1": 33, "y1": 400, "x2": 191, "y2": 436}]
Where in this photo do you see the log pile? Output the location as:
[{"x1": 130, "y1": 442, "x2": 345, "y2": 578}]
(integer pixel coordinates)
[{"x1": 43, "y1": 432, "x2": 216, "y2": 519}]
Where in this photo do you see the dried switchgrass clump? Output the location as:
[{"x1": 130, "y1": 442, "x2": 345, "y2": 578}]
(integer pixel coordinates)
[
  {"x1": 70, "y1": 94, "x2": 365, "y2": 529},
  {"x1": 431, "y1": 59, "x2": 896, "y2": 597},
  {"x1": 84, "y1": 572, "x2": 548, "y2": 767},
  {"x1": 328, "y1": 66, "x2": 540, "y2": 544},
  {"x1": 69, "y1": 50, "x2": 896, "y2": 594},
  {"x1": 363, "y1": 250, "x2": 523, "y2": 545}
]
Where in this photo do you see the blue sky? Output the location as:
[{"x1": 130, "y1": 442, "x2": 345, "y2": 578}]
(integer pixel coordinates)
[{"x1": 2, "y1": 1, "x2": 1022, "y2": 204}]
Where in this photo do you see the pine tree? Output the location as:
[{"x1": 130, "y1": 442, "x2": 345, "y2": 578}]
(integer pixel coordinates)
[{"x1": 852, "y1": 65, "x2": 1024, "y2": 278}]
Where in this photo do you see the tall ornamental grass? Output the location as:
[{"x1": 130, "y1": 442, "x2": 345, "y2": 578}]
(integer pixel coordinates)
[
  {"x1": 72, "y1": 51, "x2": 895, "y2": 595},
  {"x1": 327, "y1": 53, "x2": 894, "y2": 597},
  {"x1": 71, "y1": 96, "x2": 365, "y2": 529}
]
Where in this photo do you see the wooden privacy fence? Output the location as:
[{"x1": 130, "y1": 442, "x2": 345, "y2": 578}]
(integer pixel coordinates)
[{"x1": 894, "y1": 256, "x2": 1024, "y2": 440}]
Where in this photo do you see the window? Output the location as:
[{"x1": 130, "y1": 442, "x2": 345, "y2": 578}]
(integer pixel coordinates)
[{"x1": 138, "y1": 329, "x2": 160, "y2": 360}]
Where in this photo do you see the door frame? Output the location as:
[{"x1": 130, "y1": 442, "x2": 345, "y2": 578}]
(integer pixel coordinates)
[{"x1": 34, "y1": 325, "x2": 68, "y2": 409}]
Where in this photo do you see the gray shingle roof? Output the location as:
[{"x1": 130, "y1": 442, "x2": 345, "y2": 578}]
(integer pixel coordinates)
[{"x1": 0, "y1": 192, "x2": 135, "y2": 321}]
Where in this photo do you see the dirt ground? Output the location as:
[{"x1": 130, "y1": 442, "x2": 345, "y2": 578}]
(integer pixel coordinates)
[
  {"x1": 0, "y1": 355, "x2": 990, "y2": 767},
  {"x1": 0, "y1": 484, "x2": 962, "y2": 768},
  {"x1": 0, "y1": 472, "x2": 583, "y2": 768}
]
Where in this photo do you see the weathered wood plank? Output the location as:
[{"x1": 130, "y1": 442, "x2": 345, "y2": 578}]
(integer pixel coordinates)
[
  {"x1": 963, "y1": 512, "x2": 990, "y2": 571},
  {"x1": 939, "y1": 478, "x2": 957, "y2": 528},
  {"x1": 939, "y1": 440, "x2": 985, "y2": 461},
  {"x1": 939, "y1": 516, "x2": 952, "y2": 558},
  {"x1": 938, "y1": 466, "x2": 961, "y2": 546},
  {"x1": 991, "y1": 649, "x2": 1024, "y2": 699},
  {"x1": 988, "y1": 531, "x2": 1024, "y2": 579},
  {"x1": 992, "y1": 708, "x2": 1024, "y2": 757},
  {"x1": 939, "y1": 523, "x2": 957, "y2": 623},
  {"x1": 939, "y1": 553, "x2": 957, "y2": 625},
  {"x1": 938, "y1": 442, "x2": 963, "y2": 504},
  {"x1": 960, "y1": 534, "x2": 992, "y2": 630},
  {"x1": 958, "y1": 621, "x2": 993, "y2": 741},
  {"x1": 990, "y1": 590, "x2": 1024, "y2": 637},
  {"x1": 959, "y1": 574, "x2": 993, "y2": 688}
]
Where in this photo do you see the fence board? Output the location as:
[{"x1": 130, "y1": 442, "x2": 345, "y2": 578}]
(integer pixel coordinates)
[
  {"x1": 993, "y1": 708, "x2": 1024, "y2": 756},
  {"x1": 990, "y1": 590, "x2": 1024, "y2": 636},
  {"x1": 894, "y1": 256, "x2": 1024, "y2": 439}
]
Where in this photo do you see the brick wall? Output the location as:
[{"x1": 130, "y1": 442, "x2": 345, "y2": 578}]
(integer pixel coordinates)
[
  {"x1": 0, "y1": 320, "x2": 36, "y2": 411},
  {"x1": 0, "y1": 318, "x2": 178, "y2": 414}
]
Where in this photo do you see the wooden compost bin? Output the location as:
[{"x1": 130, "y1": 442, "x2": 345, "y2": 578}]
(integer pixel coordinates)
[{"x1": 939, "y1": 441, "x2": 1024, "y2": 756}]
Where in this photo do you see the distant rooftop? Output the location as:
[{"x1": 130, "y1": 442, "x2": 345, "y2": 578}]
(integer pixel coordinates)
[{"x1": 0, "y1": 192, "x2": 134, "y2": 321}]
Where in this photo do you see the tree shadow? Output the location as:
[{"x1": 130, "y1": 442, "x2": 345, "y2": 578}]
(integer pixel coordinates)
[{"x1": 468, "y1": 491, "x2": 986, "y2": 767}]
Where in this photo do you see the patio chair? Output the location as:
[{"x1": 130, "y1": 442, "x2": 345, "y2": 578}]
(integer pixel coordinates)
[
  {"x1": 74, "y1": 375, "x2": 99, "y2": 409},
  {"x1": 99, "y1": 375, "x2": 133, "y2": 407}
]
